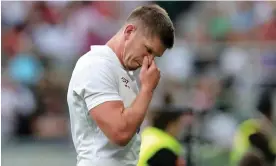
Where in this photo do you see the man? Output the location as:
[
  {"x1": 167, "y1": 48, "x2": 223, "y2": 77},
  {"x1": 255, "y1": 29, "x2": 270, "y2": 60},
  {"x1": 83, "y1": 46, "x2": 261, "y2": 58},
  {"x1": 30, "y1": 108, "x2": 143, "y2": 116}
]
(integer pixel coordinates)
[
  {"x1": 230, "y1": 89, "x2": 276, "y2": 166},
  {"x1": 67, "y1": 4, "x2": 175, "y2": 166},
  {"x1": 238, "y1": 132, "x2": 275, "y2": 166},
  {"x1": 138, "y1": 108, "x2": 192, "y2": 166}
]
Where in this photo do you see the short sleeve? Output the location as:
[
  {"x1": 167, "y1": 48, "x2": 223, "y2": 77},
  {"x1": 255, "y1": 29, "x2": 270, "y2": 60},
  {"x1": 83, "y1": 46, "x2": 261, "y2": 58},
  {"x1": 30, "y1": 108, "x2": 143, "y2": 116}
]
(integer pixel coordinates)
[{"x1": 72, "y1": 60, "x2": 122, "y2": 112}]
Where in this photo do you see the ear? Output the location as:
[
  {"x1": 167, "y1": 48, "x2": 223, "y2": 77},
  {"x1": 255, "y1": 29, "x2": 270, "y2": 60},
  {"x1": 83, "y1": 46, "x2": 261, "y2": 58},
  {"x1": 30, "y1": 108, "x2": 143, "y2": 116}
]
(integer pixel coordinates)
[{"x1": 124, "y1": 24, "x2": 136, "y2": 40}]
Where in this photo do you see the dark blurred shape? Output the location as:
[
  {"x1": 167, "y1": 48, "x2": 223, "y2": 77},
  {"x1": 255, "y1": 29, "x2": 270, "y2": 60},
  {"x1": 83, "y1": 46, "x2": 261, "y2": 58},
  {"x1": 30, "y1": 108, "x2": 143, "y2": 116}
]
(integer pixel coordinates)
[
  {"x1": 239, "y1": 152, "x2": 264, "y2": 166},
  {"x1": 147, "y1": 148, "x2": 179, "y2": 166},
  {"x1": 152, "y1": 108, "x2": 187, "y2": 131},
  {"x1": 249, "y1": 132, "x2": 276, "y2": 163},
  {"x1": 257, "y1": 89, "x2": 273, "y2": 119},
  {"x1": 260, "y1": 50, "x2": 276, "y2": 89},
  {"x1": 31, "y1": 84, "x2": 68, "y2": 140},
  {"x1": 164, "y1": 92, "x2": 173, "y2": 106}
]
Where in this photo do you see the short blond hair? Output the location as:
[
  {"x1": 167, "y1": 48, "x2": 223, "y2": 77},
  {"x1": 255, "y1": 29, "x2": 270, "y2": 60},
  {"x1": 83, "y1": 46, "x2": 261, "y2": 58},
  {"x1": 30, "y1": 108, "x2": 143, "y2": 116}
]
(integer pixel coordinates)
[{"x1": 126, "y1": 4, "x2": 175, "y2": 49}]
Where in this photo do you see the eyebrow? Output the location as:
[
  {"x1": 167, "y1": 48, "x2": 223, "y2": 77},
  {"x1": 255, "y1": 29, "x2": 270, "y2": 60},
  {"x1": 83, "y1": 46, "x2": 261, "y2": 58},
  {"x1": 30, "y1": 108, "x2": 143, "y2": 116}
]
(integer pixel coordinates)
[{"x1": 145, "y1": 45, "x2": 161, "y2": 57}]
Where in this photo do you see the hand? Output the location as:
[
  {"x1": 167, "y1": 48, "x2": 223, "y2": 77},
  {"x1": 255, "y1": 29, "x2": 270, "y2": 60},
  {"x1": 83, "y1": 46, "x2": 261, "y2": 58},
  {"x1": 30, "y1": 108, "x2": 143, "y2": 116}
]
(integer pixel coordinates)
[{"x1": 139, "y1": 56, "x2": 160, "y2": 92}]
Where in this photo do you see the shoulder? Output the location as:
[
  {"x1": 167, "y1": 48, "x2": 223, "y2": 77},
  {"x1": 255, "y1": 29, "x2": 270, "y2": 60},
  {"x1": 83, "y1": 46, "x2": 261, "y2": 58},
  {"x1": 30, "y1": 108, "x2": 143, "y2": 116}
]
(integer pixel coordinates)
[
  {"x1": 74, "y1": 47, "x2": 117, "y2": 77},
  {"x1": 238, "y1": 119, "x2": 260, "y2": 136},
  {"x1": 78, "y1": 46, "x2": 114, "y2": 68}
]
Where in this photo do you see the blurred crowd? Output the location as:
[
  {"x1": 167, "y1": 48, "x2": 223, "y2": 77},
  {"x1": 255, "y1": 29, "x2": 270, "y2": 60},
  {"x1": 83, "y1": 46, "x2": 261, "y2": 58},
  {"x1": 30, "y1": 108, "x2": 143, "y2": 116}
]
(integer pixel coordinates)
[{"x1": 1, "y1": 1, "x2": 276, "y2": 157}]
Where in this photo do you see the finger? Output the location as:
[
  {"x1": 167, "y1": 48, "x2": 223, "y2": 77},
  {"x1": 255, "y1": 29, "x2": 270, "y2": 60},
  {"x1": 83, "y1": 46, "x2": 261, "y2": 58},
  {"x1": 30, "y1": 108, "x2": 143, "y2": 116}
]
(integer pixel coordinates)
[
  {"x1": 158, "y1": 68, "x2": 161, "y2": 77},
  {"x1": 141, "y1": 56, "x2": 149, "y2": 72},
  {"x1": 149, "y1": 60, "x2": 156, "y2": 69}
]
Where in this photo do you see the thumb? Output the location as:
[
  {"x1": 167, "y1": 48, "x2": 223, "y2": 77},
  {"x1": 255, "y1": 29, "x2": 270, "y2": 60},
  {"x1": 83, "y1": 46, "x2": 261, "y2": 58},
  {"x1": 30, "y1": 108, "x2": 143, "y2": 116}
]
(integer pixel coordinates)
[{"x1": 141, "y1": 56, "x2": 149, "y2": 72}]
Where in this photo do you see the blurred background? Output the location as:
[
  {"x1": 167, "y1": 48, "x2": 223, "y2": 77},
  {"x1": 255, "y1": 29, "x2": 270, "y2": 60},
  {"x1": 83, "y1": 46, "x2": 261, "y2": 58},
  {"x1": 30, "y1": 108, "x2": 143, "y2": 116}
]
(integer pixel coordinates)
[{"x1": 1, "y1": 1, "x2": 276, "y2": 166}]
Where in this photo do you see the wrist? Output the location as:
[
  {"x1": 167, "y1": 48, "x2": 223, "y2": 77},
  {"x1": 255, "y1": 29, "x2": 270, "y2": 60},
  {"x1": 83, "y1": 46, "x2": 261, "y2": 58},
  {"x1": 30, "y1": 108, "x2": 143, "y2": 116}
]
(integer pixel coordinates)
[{"x1": 140, "y1": 86, "x2": 154, "y2": 95}]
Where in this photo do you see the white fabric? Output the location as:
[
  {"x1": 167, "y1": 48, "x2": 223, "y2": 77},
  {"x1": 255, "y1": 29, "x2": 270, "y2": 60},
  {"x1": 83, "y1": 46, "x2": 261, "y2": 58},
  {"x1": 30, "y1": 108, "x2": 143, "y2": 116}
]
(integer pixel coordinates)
[{"x1": 67, "y1": 45, "x2": 141, "y2": 166}]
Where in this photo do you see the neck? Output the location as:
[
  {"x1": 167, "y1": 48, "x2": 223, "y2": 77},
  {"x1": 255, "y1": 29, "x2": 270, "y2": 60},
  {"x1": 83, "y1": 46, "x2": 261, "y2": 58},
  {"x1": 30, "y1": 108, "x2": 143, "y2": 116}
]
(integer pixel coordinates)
[
  {"x1": 259, "y1": 112, "x2": 271, "y2": 122},
  {"x1": 261, "y1": 114, "x2": 272, "y2": 124},
  {"x1": 106, "y1": 34, "x2": 125, "y2": 67},
  {"x1": 165, "y1": 125, "x2": 177, "y2": 138}
]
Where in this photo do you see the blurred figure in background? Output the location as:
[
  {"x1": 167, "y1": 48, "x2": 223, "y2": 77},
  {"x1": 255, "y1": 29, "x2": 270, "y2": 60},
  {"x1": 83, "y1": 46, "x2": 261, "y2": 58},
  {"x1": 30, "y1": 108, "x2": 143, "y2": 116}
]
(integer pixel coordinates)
[
  {"x1": 1, "y1": 74, "x2": 37, "y2": 143},
  {"x1": 31, "y1": 85, "x2": 68, "y2": 139},
  {"x1": 230, "y1": 89, "x2": 276, "y2": 166},
  {"x1": 238, "y1": 132, "x2": 275, "y2": 166},
  {"x1": 241, "y1": 132, "x2": 275, "y2": 166},
  {"x1": 138, "y1": 107, "x2": 193, "y2": 166}
]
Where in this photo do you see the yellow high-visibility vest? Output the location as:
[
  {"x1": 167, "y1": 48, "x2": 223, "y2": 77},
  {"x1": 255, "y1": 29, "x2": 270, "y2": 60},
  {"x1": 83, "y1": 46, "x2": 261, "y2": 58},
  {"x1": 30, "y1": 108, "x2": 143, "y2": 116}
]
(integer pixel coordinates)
[
  {"x1": 137, "y1": 127, "x2": 183, "y2": 166},
  {"x1": 230, "y1": 119, "x2": 276, "y2": 166}
]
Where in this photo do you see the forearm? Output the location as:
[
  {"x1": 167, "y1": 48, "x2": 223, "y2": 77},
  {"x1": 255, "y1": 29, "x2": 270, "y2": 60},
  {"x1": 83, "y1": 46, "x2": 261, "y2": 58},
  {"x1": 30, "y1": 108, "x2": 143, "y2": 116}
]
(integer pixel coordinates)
[{"x1": 120, "y1": 88, "x2": 153, "y2": 138}]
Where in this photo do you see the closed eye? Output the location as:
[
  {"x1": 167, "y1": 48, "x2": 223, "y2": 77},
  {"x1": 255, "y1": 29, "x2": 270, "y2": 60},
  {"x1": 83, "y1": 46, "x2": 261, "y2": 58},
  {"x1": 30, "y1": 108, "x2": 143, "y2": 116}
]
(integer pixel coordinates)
[
  {"x1": 145, "y1": 46, "x2": 152, "y2": 54},
  {"x1": 144, "y1": 45, "x2": 161, "y2": 57}
]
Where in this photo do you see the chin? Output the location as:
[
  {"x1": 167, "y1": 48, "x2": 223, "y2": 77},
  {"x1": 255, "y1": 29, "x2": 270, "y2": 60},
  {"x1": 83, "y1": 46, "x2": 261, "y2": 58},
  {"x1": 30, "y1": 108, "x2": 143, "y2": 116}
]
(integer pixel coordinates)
[{"x1": 127, "y1": 67, "x2": 138, "y2": 71}]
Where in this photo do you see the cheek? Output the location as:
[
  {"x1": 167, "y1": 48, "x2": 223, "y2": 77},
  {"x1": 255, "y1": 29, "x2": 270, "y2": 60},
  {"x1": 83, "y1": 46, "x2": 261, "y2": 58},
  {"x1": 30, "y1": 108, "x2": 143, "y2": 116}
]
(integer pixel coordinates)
[
  {"x1": 124, "y1": 43, "x2": 133, "y2": 59},
  {"x1": 132, "y1": 49, "x2": 144, "y2": 60},
  {"x1": 137, "y1": 53, "x2": 147, "y2": 64}
]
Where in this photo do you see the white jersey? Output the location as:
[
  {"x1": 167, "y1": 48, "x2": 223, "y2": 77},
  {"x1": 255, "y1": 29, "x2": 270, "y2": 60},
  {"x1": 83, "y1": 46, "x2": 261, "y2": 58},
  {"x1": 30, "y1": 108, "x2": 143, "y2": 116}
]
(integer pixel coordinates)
[{"x1": 67, "y1": 45, "x2": 141, "y2": 166}]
